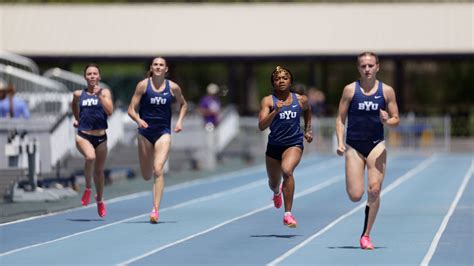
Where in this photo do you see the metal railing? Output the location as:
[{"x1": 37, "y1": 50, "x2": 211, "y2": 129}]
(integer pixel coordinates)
[
  {"x1": 0, "y1": 64, "x2": 70, "y2": 117},
  {"x1": 0, "y1": 50, "x2": 40, "y2": 74},
  {"x1": 43, "y1": 67, "x2": 110, "y2": 92},
  {"x1": 122, "y1": 105, "x2": 241, "y2": 170},
  {"x1": 237, "y1": 115, "x2": 452, "y2": 156},
  {"x1": 307, "y1": 115, "x2": 452, "y2": 153}
]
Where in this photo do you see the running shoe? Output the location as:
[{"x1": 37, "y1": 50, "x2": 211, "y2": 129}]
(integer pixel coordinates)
[
  {"x1": 272, "y1": 185, "x2": 282, "y2": 209},
  {"x1": 150, "y1": 209, "x2": 159, "y2": 224},
  {"x1": 97, "y1": 201, "x2": 106, "y2": 217},
  {"x1": 81, "y1": 188, "x2": 91, "y2": 206},
  {"x1": 283, "y1": 214, "x2": 297, "y2": 228},
  {"x1": 95, "y1": 195, "x2": 106, "y2": 217},
  {"x1": 360, "y1": 235, "x2": 375, "y2": 250}
]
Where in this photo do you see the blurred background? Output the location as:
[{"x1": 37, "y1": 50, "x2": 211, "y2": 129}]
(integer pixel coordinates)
[{"x1": 0, "y1": 1, "x2": 472, "y2": 216}]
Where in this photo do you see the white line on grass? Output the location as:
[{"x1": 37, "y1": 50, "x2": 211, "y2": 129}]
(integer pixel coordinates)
[
  {"x1": 267, "y1": 154, "x2": 437, "y2": 266},
  {"x1": 420, "y1": 158, "x2": 473, "y2": 266}
]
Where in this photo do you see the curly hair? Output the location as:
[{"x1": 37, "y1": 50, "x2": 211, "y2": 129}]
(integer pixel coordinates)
[{"x1": 270, "y1": 66, "x2": 293, "y2": 86}]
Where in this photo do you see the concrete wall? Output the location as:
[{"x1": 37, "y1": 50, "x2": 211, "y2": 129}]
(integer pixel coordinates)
[{"x1": 0, "y1": 3, "x2": 472, "y2": 57}]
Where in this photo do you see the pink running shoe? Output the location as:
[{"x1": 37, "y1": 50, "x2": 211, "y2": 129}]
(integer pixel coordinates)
[
  {"x1": 81, "y1": 188, "x2": 91, "y2": 206},
  {"x1": 97, "y1": 201, "x2": 106, "y2": 217},
  {"x1": 283, "y1": 214, "x2": 297, "y2": 228},
  {"x1": 150, "y1": 209, "x2": 159, "y2": 224},
  {"x1": 272, "y1": 185, "x2": 282, "y2": 209},
  {"x1": 360, "y1": 236, "x2": 375, "y2": 250}
]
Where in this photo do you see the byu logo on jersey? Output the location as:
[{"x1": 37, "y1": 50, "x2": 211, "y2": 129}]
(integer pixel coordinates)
[
  {"x1": 150, "y1": 97, "x2": 167, "y2": 105},
  {"x1": 279, "y1": 110, "x2": 297, "y2": 120},
  {"x1": 82, "y1": 98, "x2": 98, "y2": 106},
  {"x1": 358, "y1": 101, "x2": 379, "y2": 111}
]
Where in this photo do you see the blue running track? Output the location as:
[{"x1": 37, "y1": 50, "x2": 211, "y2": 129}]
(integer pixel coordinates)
[{"x1": 0, "y1": 153, "x2": 472, "y2": 265}]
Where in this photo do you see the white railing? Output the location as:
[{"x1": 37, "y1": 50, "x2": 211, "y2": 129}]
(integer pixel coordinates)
[
  {"x1": 18, "y1": 92, "x2": 71, "y2": 116},
  {"x1": 1, "y1": 109, "x2": 125, "y2": 173},
  {"x1": 166, "y1": 106, "x2": 240, "y2": 170},
  {"x1": 0, "y1": 118, "x2": 55, "y2": 172},
  {"x1": 234, "y1": 115, "x2": 452, "y2": 160},
  {"x1": 50, "y1": 115, "x2": 76, "y2": 166},
  {"x1": 0, "y1": 64, "x2": 67, "y2": 93},
  {"x1": 106, "y1": 109, "x2": 125, "y2": 152},
  {"x1": 43, "y1": 68, "x2": 110, "y2": 91},
  {"x1": 0, "y1": 64, "x2": 70, "y2": 116},
  {"x1": 307, "y1": 115, "x2": 452, "y2": 153},
  {"x1": 0, "y1": 50, "x2": 40, "y2": 74},
  {"x1": 123, "y1": 109, "x2": 239, "y2": 171},
  {"x1": 385, "y1": 115, "x2": 451, "y2": 152},
  {"x1": 215, "y1": 106, "x2": 240, "y2": 152}
]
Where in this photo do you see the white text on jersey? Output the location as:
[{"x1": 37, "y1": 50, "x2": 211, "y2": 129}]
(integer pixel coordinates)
[
  {"x1": 150, "y1": 97, "x2": 167, "y2": 105},
  {"x1": 279, "y1": 110, "x2": 297, "y2": 120},
  {"x1": 82, "y1": 98, "x2": 98, "y2": 106},
  {"x1": 358, "y1": 101, "x2": 379, "y2": 111}
]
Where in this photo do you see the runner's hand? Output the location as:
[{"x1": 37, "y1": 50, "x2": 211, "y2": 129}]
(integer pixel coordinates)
[
  {"x1": 379, "y1": 109, "x2": 389, "y2": 124},
  {"x1": 137, "y1": 119, "x2": 149, "y2": 129},
  {"x1": 336, "y1": 144, "x2": 346, "y2": 156},
  {"x1": 304, "y1": 131, "x2": 313, "y2": 143}
]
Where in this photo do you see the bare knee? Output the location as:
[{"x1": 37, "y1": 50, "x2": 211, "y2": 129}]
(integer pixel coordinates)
[
  {"x1": 268, "y1": 178, "x2": 280, "y2": 191},
  {"x1": 141, "y1": 169, "x2": 153, "y2": 181},
  {"x1": 153, "y1": 165, "x2": 165, "y2": 179},
  {"x1": 85, "y1": 155, "x2": 96, "y2": 163},
  {"x1": 94, "y1": 169, "x2": 104, "y2": 178},
  {"x1": 347, "y1": 188, "x2": 364, "y2": 202},
  {"x1": 349, "y1": 193, "x2": 363, "y2": 202},
  {"x1": 281, "y1": 168, "x2": 294, "y2": 180},
  {"x1": 368, "y1": 185, "x2": 381, "y2": 202}
]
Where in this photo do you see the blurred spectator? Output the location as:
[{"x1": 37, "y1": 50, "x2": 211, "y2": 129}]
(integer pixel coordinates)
[
  {"x1": 199, "y1": 83, "x2": 221, "y2": 127},
  {"x1": 0, "y1": 80, "x2": 30, "y2": 118},
  {"x1": 307, "y1": 87, "x2": 326, "y2": 117},
  {"x1": 291, "y1": 83, "x2": 306, "y2": 95},
  {"x1": 0, "y1": 79, "x2": 6, "y2": 101}
]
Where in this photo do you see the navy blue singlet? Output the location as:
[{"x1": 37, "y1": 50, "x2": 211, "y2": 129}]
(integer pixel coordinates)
[
  {"x1": 138, "y1": 79, "x2": 173, "y2": 144},
  {"x1": 78, "y1": 89, "x2": 108, "y2": 131},
  {"x1": 268, "y1": 92, "x2": 304, "y2": 146},
  {"x1": 139, "y1": 79, "x2": 173, "y2": 129},
  {"x1": 347, "y1": 80, "x2": 386, "y2": 141}
]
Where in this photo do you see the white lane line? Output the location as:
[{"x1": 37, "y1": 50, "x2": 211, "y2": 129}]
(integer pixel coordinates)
[
  {"x1": 421, "y1": 158, "x2": 473, "y2": 266},
  {"x1": 0, "y1": 157, "x2": 341, "y2": 257},
  {"x1": 0, "y1": 157, "x2": 342, "y2": 257},
  {"x1": 0, "y1": 156, "x2": 335, "y2": 227},
  {"x1": 0, "y1": 191, "x2": 152, "y2": 227},
  {"x1": 267, "y1": 154, "x2": 437, "y2": 266},
  {"x1": 117, "y1": 174, "x2": 344, "y2": 266},
  {"x1": 167, "y1": 153, "x2": 329, "y2": 191},
  {"x1": 0, "y1": 179, "x2": 266, "y2": 257},
  {"x1": 0, "y1": 165, "x2": 263, "y2": 227}
]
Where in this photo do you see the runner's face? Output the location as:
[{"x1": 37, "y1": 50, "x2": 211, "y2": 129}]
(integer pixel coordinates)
[
  {"x1": 84, "y1": 67, "x2": 101, "y2": 86},
  {"x1": 273, "y1": 72, "x2": 291, "y2": 91},
  {"x1": 358, "y1": 55, "x2": 379, "y2": 80},
  {"x1": 151, "y1": 58, "x2": 168, "y2": 77}
]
